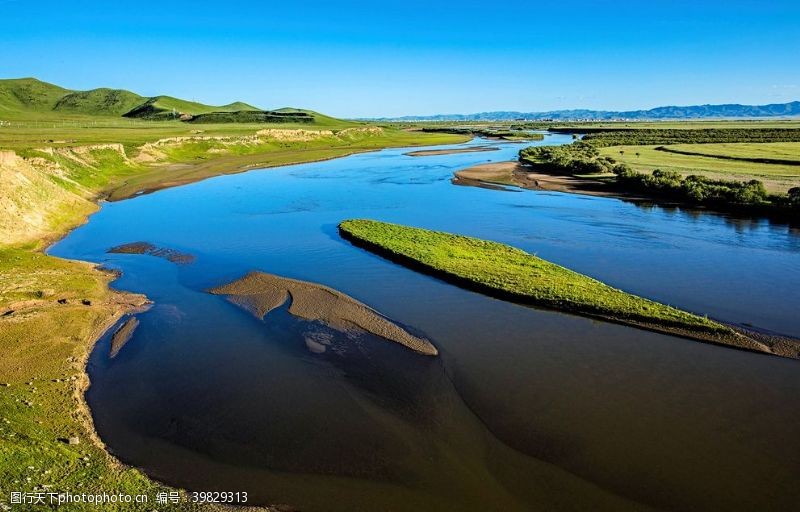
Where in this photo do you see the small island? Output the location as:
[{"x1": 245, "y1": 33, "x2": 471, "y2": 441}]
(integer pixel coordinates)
[{"x1": 338, "y1": 219, "x2": 784, "y2": 356}]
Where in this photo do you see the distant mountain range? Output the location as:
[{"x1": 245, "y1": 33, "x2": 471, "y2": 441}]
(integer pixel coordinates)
[{"x1": 371, "y1": 101, "x2": 800, "y2": 122}]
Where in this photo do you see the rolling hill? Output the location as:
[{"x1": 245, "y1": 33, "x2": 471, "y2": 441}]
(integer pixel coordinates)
[
  {"x1": 121, "y1": 95, "x2": 262, "y2": 120},
  {"x1": 54, "y1": 88, "x2": 146, "y2": 116},
  {"x1": 0, "y1": 77, "x2": 71, "y2": 116},
  {"x1": 0, "y1": 78, "x2": 336, "y2": 124}
]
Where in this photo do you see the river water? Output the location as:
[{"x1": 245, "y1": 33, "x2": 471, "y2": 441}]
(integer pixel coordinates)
[{"x1": 50, "y1": 135, "x2": 800, "y2": 511}]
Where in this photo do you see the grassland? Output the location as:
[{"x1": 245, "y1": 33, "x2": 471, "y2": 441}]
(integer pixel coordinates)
[
  {"x1": 338, "y1": 220, "x2": 778, "y2": 354},
  {"x1": 599, "y1": 143, "x2": 800, "y2": 193},
  {"x1": 0, "y1": 80, "x2": 468, "y2": 510},
  {"x1": 0, "y1": 247, "x2": 188, "y2": 510}
]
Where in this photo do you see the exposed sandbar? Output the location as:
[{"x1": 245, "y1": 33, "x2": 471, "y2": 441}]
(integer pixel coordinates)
[
  {"x1": 405, "y1": 146, "x2": 499, "y2": 157},
  {"x1": 108, "y1": 242, "x2": 195, "y2": 264},
  {"x1": 208, "y1": 271, "x2": 437, "y2": 356},
  {"x1": 453, "y1": 161, "x2": 620, "y2": 197},
  {"x1": 109, "y1": 316, "x2": 139, "y2": 358}
]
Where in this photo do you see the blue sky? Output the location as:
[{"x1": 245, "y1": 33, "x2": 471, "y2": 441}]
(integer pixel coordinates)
[{"x1": 1, "y1": 0, "x2": 799, "y2": 117}]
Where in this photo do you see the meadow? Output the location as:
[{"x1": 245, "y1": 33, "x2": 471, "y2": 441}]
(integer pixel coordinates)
[{"x1": 598, "y1": 143, "x2": 800, "y2": 193}]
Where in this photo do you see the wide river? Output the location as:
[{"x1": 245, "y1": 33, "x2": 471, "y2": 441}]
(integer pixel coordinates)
[{"x1": 51, "y1": 135, "x2": 800, "y2": 511}]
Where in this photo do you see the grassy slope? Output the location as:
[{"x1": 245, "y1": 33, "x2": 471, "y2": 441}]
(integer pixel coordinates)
[
  {"x1": 0, "y1": 78, "x2": 261, "y2": 122},
  {"x1": 53, "y1": 89, "x2": 146, "y2": 117},
  {"x1": 0, "y1": 119, "x2": 466, "y2": 510},
  {"x1": 599, "y1": 143, "x2": 800, "y2": 193},
  {"x1": 0, "y1": 78, "x2": 70, "y2": 119},
  {"x1": 338, "y1": 220, "x2": 775, "y2": 353}
]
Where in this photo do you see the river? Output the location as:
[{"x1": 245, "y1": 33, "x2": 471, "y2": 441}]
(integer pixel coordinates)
[{"x1": 50, "y1": 135, "x2": 800, "y2": 511}]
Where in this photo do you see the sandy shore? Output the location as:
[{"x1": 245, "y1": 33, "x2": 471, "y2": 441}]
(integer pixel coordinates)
[
  {"x1": 405, "y1": 146, "x2": 499, "y2": 157},
  {"x1": 209, "y1": 271, "x2": 438, "y2": 356}
]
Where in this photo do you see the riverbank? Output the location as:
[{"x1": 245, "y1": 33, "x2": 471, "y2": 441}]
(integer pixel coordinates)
[
  {"x1": 339, "y1": 219, "x2": 797, "y2": 358},
  {"x1": 0, "y1": 127, "x2": 466, "y2": 509}
]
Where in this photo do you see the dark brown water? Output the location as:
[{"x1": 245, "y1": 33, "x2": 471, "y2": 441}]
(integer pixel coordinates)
[{"x1": 51, "y1": 136, "x2": 800, "y2": 511}]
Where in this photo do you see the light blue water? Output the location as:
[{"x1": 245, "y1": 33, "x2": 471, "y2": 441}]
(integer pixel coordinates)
[{"x1": 51, "y1": 135, "x2": 800, "y2": 511}]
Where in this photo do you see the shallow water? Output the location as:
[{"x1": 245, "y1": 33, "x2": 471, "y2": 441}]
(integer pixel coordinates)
[{"x1": 51, "y1": 135, "x2": 800, "y2": 511}]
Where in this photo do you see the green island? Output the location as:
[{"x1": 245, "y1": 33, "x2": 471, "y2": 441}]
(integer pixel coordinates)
[
  {"x1": 0, "y1": 78, "x2": 467, "y2": 510},
  {"x1": 338, "y1": 219, "x2": 776, "y2": 354}
]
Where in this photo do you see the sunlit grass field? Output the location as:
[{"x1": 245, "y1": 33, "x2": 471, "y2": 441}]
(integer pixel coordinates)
[{"x1": 599, "y1": 143, "x2": 800, "y2": 193}]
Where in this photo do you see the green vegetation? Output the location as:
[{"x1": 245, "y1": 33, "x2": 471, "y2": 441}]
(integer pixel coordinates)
[
  {"x1": 185, "y1": 110, "x2": 314, "y2": 124},
  {"x1": 520, "y1": 141, "x2": 800, "y2": 217},
  {"x1": 598, "y1": 143, "x2": 800, "y2": 193},
  {"x1": 121, "y1": 96, "x2": 259, "y2": 121},
  {"x1": 0, "y1": 247, "x2": 195, "y2": 511},
  {"x1": 53, "y1": 88, "x2": 146, "y2": 117},
  {"x1": 557, "y1": 128, "x2": 800, "y2": 146},
  {"x1": 0, "y1": 77, "x2": 260, "y2": 123},
  {"x1": 652, "y1": 142, "x2": 800, "y2": 166},
  {"x1": 0, "y1": 78, "x2": 70, "y2": 117},
  {"x1": 338, "y1": 219, "x2": 739, "y2": 339},
  {"x1": 612, "y1": 168, "x2": 798, "y2": 210},
  {"x1": 520, "y1": 141, "x2": 623, "y2": 175}
]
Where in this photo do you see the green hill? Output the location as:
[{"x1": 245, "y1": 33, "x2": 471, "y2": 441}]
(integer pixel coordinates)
[
  {"x1": 273, "y1": 107, "x2": 355, "y2": 127},
  {"x1": 0, "y1": 78, "x2": 279, "y2": 123},
  {"x1": 53, "y1": 88, "x2": 146, "y2": 116},
  {"x1": 122, "y1": 95, "x2": 260, "y2": 120},
  {"x1": 0, "y1": 78, "x2": 71, "y2": 117}
]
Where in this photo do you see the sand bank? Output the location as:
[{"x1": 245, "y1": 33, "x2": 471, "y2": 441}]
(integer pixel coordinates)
[
  {"x1": 108, "y1": 242, "x2": 195, "y2": 264},
  {"x1": 209, "y1": 271, "x2": 437, "y2": 356},
  {"x1": 405, "y1": 146, "x2": 499, "y2": 157},
  {"x1": 453, "y1": 161, "x2": 620, "y2": 197}
]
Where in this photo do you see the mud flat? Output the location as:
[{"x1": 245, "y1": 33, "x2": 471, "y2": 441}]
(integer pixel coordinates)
[
  {"x1": 405, "y1": 146, "x2": 499, "y2": 157},
  {"x1": 209, "y1": 271, "x2": 437, "y2": 355}
]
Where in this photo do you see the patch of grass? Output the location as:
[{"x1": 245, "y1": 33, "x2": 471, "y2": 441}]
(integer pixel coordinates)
[
  {"x1": 0, "y1": 246, "x2": 195, "y2": 510},
  {"x1": 599, "y1": 143, "x2": 800, "y2": 193},
  {"x1": 338, "y1": 219, "x2": 730, "y2": 335}
]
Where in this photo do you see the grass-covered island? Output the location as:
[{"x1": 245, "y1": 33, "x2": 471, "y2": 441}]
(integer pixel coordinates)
[{"x1": 338, "y1": 219, "x2": 789, "y2": 356}]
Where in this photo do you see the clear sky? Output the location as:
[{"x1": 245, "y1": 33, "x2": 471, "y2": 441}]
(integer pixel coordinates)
[{"x1": 1, "y1": 0, "x2": 799, "y2": 117}]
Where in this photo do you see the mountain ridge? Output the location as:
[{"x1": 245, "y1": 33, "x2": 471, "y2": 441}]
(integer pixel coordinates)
[{"x1": 368, "y1": 101, "x2": 800, "y2": 122}]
